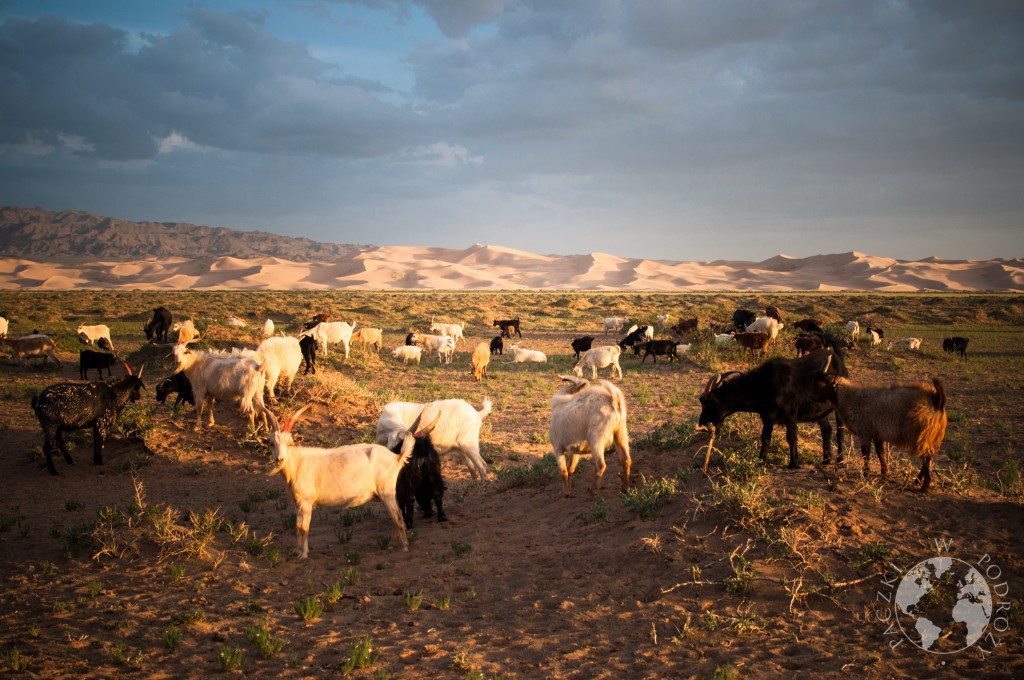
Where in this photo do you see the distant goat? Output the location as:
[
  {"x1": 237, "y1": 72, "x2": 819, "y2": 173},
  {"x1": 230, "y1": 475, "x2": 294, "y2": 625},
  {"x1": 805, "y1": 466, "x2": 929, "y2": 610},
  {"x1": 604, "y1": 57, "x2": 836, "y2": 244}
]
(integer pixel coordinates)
[
  {"x1": 573, "y1": 345, "x2": 622, "y2": 380},
  {"x1": 570, "y1": 336, "x2": 594, "y2": 360},
  {"x1": 172, "y1": 319, "x2": 201, "y2": 345},
  {"x1": 888, "y1": 337, "x2": 922, "y2": 352},
  {"x1": 489, "y1": 336, "x2": 504, "y2": 355},
  {"x1": 392, "y1": 345, "x2": 423, "y2": 365},
  {"x1": 262, "y1": 319, "x2": 275, "y2": 338},
  {"x1": 793, "y1": 333, "x2": 824, "y2": 357},
  {"x1": 602, "y1": 317, "x2": 629, "y2": 335},
  {"x1": 670, "y1": 318, "x2": 699, "y2": 338},
  {"x1": 430, "y1": 319, "x2": 465, "y2": 346},
  {"x1": 351, "y1": 327, "x2": 384, "y2": 353},
  {"x1": 77, "y1": 324, "x2": 114, "y2": 353},
  {"x1": 765, "y1": 305, "x2": 784, "y2": 323},
  {"x1": 300, "y1": 320, "x2": 357, "y2": 359},
  {"x1": 733, "y1": 309, "x2": 757, "y2": 331},
  {"x1": 506, "y1": 344, "x2": 546, "y2": 363},
  {"x1": 639, "y1": 339, "x2": 678, "y2": 363},
  {"x1": 299, "y1": 335, "x2": 318, "y2": 375},
  {"x1": 549, "y1": 375, "x2": 631, "y2": 496},
  {"x1": 144, "y1": 307, "x2": 173, "y2": 343},
  {"x1": 471, "y1": 341, "x2": 490, "y2": 381},
  {"x1": 79, "y1": 349, "x2": 119, "y2": 380},
  {"x1": 2, "y1": 334, "x2": 61, "y2": 368},
  {"x1": 942, "y1": 336, "x2": 969, "y2": 358},
  {"x1": 793, "y1": 318, "x2": 824, "y2": 334},
  {"x1": 733, "y1": 331, "x2": 771, "y2": 356},
  {"x1": 493, "y1": 318, "x2": 521, "y2": 339}
]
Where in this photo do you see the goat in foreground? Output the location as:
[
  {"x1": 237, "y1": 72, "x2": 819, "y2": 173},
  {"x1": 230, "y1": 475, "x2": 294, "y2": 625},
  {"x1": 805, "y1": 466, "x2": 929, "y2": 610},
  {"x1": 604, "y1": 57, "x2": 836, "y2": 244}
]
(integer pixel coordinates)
[
  {"x1": 32, "y1": 361, "x2": 145, "y2": 475},
  {"x1": 826, "y1": 376, "x2": 947, "y2": 492},
  {"x1": 269, "y1": 405, "x2": 439, "y2": 557},
  {"x1": 390, "y1": 419, "x2": 447, "y2": 529},
  {"x1": 549, "y1": 375, "x2": 630, "y2": 496},
  {"x1": 376, "y1": 399, "x2": 492, "y2": 479}
]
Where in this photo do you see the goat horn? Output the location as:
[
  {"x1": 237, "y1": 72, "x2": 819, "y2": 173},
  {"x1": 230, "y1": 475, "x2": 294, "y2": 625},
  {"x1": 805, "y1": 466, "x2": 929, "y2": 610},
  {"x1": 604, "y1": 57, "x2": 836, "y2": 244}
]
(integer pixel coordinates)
[
  {"x1": 702, "y1": 373, "x2": 721, "y2": 394},
  {"x1": 820, "y1": 353, "x2": 832, "y2": 375},
  {"x1": 414, "y1": 408, "x2": 443, "y2": 438},
  {"x1": 121, "y1": 359, "x2": 134, "y2": 376},
  {"x1": 283, "y1": 404, "x2": 312, "y2": 433},
  {"x1": 136, "y1": 364, "x2": 145, "y2": 381}
]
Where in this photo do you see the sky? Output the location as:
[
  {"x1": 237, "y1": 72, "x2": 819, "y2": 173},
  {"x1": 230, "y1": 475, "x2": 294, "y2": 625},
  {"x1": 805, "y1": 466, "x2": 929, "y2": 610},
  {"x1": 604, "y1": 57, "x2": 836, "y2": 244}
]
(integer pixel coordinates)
[{"x1": 0, "y1": 1, "x2": 1022, "y2": 262}]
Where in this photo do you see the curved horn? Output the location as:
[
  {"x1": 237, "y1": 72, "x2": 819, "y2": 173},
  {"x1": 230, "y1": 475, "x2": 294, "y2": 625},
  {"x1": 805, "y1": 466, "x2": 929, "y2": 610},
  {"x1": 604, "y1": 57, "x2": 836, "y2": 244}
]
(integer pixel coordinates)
[
  {"x1": 121, "y1": 359, "x2": 134, "y2": 376},
  {"x1": 702, "y1": 373, "x2": 722, "y2": 395},
  {"x1": 819, "y1": 353, "x2": 832, "y2": 375},
  {"x1": 283, "y1": 404, "x2": 312, "y2": 433},
  {"x1": 266, "y1": 411, "x2": 281, "y2": 433},
  {"x1": 136, "y1": 363, "x2": 145, "y2": 381},
  {"x1": 414, "y1": 407, "x2": 443, "y2": 438}
]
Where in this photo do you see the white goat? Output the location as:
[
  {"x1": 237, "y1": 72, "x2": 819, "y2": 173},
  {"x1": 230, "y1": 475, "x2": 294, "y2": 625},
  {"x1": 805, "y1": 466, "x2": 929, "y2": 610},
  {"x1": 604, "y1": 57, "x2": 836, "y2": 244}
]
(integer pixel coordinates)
[
  {"x1": 416, "y1": 333, "x2": 455, "y2": 364},
  {"x1": 76, "y1": 323, "x2": 114, "y2": 352},
  {"x1": 573, "y1": 345, "x2": 622, "y2": 380},
  {"x1": 300, "y1": 321, "x2": 356, "y2": 359},
  {"x1": 172, "y1": 319, "x2": 201, "y2": 345},
  {"x1": 269, "y1": 405, "x2": 440, "y2": 557},
  {"x1": 2, "y1": 334, "x2": 61, "y2": 367},
  {"x1": 429, "y1": 319, "x2": 465, "y2": 346},
  {"x1": 226, "y1": 316, "x2": 248, "y2": 328},
  {"x1": 602, "y1": 317, "x2": 628, "y2": 335},
  {"x1": 845, "y1": 321, "x2": 860, "y2": 340},
  {"x1": 506, "y1": 344, "x2": 547, "y2": 363},
  {"x1": 868, "y1": 329, "x2": 881, "y2": 346},
  {"x1": 888, "y1": 337, "x2": 922, "y2": 351},
  {"x1": 171, "y1": 345, "x2": 271, "y2": 432},
  {"x1": 351, "y1": 327, "x2": 383, "y2": 353},
  {"x1": 392, "y1": 345, "x2": 422, "y2": 364},
  {"x1": 256, "y1": 336, "x2": 303, "y2": 403},
  {"x1": 375, "y1": 398, "x2": 492, "y2": 479},
  {"x1": 549, "y1": 375, "x2": 631, "y2": 496},
  {"x1": 262, "y1": 319, "x2": 275, "y2": 337},
  {"x1": 656, "y1": 314, "x2": 670, "y2": 327},
  {"x1": 714, "y1": 333, "x2": 737, "y2": 349},
  {"x1": 0, "y1": 316, "x2": 8, "y2": 338},
  {"x1": 745, "y1": 316, "x2": 783, "y2": 342}
]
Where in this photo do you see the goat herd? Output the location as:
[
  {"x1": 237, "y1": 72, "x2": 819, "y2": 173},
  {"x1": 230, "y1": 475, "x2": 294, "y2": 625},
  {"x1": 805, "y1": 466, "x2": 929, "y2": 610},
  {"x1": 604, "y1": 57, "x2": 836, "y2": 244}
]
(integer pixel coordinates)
[{"x1": 1, "y1": 302, "x2": 969, "y2": 559}]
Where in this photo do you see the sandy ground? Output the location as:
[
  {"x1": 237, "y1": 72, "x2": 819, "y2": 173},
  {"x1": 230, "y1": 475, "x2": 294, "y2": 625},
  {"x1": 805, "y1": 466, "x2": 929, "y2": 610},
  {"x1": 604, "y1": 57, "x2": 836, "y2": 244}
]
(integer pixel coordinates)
[{"x1": 0, "y1": 316, "x2": 1022, "y2": 679}]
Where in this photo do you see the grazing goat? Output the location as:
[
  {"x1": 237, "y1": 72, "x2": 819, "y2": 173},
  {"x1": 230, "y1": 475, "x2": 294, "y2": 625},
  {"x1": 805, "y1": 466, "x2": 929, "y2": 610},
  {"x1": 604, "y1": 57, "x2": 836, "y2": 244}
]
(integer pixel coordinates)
[
  {"x1": 794, "y1": 318, "x2": 824, "y2": 334},
  {"x1": 745, "y1": 316, "x2": 783, "y2": 342},
  {"x1": 415, "y1": 333, "x2": 455, "y2": 364},
  {"x1": 506, "y1": 344, "x2": 547, "y2": 363},
  {"x1": 493, "y1": 318, "x2": 521, "y2": 339},
  {"x1": 32, "y1": 362, "x2": 145, "y2": 475},
  {"x1": 602, "y1": 317, "x2": 629, "y2": 335},
  {"x1": 733, "y1": 331, "x2": 772, "y2": 356},
  {"x1": 144, "y1": 307, "x2": 173, "y2": 343},
  {"x1": 299, "y1": 335, "x2": 318, "y2": 375},
  {"x1": 549, "y1": 375, "x2": 630, "y2": 496},
  {"x1": 77, "y1": 324, "x2": 114, "y2": 353},
  {"x1": 155, "y1": 371, "x2": 195, "y2": 408},
  {"x1": 489, "y1": 336, "x2": 504, "y2": 355},
  {"x1": 825, "y1": 376, "x2": 947, "y2": 492},
  {"x1": 714, "y1": 333, "x2": 738, "y2": 349},
  {"x1": 470, "y1": 341, "x2": 490, "y2": 381},
  {"x1": 79, "y1": 349, "x2": 118, "y2": 380},
  {"x1": 392, "y1": 345, "x2": 423, "y2": 364},
  {"x1": 942, "y1": 336, "x2": 969, "y2": 358},
  {"x1": 639, "y1": 339, "x2": 678, "y2": 363},
  {"x1": 256, "y1": 336, "x2": 303, "y2": 403},
  {"x1": 171, "y1": 345, "x2": 271, "y2": 432},
  {"x1": 570, "y1": 336, "x2": 594, "y2": 360},
  {"x1": 888, "y1": 337, "x2": 922, "y2": 352},
  {"x1": 573, "y1": 345, "x2": 623, "y2": 380},
  {"x1": 376, "y1": 399, "x2": 492, "y2": 479},
  {"x1": 844, "y1": 321, "x2": 860, "y2": 340},
  {"x1": 300, "y1": 321, "x2": 357, "y2": 359},
  {"x1": 0, "y1": 316, "x2": 7, "y2": 338},
  {"x1": 670, "y1": 317, "x2": 699, "y2": 339},
  {"x1": 793, "y1": 333, "x2": 825, "y2": 357},
  {"x1": 3, "y1": 334, "x2": 62, "y2": 368},
  {"x1": 765, "y1": 305, "x2": 784, "y2": 323},
  {"x1": 262, "y1": 319, "x2": 275, "y2": 338},
  {"x1": 867, "y1": 329, "x2": 881, "y2": 347},
  {"x1": 173, "y1": 319, "x2": 201, "y2": 345},
  {"x1": 269, "y1": 405, "x2": 434, "y2": 557},
  {"x1": 391, "y1": 420, "x2": 447, "y2": 529},
  {"x1": 351, "y1": 327, "x2": 383, "y2": 354},
  {"x1": 697, "y1": 348, "x2": 847, "y2": 470},
  {"x1": 618, "y1": 325, "x2": 651, "y2": 355},
  {"x1": 430, "y1": 319, "x2": 465, "y2": 346},
  {"x1": 733, "y1": 309, "x2": 757, "y2": 331}
]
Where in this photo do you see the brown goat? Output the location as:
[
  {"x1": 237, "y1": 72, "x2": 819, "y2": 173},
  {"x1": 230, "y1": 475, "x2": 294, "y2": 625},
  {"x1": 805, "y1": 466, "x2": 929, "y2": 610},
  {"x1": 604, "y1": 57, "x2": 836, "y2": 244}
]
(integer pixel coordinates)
[
  {"x1": 734, "y1": 331, "x2": 771, "y2": 356},
  {"x1": 793, "y1": 333, "x2": 824, "y2": 357},
  {"x1": 826, "y1": 376, "x2": 947, "y2": 492},
  {"x1": 470, "y1": 341, "x2": 490, "y2": 381}
]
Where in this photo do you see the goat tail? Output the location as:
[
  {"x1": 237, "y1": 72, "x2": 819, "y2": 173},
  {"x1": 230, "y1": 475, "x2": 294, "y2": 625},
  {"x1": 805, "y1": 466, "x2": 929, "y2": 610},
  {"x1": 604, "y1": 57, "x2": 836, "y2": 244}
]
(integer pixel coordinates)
[
  {"x1": 930, "y1": 377, "x2": 946, "y2": 413},
  {"x1": 477, "y1": 398, "x2": 493, "y2": 419}
]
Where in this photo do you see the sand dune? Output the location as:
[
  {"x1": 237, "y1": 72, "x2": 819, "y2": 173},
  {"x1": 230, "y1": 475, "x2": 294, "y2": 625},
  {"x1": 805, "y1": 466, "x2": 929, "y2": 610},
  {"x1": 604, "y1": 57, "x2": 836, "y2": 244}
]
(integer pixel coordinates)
[{"x1": 0, "y1": 247, "x2": 1020, "y2": 291}]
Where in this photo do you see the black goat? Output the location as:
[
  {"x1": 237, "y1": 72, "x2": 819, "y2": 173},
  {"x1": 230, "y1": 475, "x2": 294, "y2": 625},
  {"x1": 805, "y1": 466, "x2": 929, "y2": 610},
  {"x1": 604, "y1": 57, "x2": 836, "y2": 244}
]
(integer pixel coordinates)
[
  {"x1": 793, "y1": 318, "x2": 824, "y2": 334},
  {"x1": 404, "y1": 332, "x2": 417, "y2": 346},
  {"x1": 144, "y1": 306, "x2": 173, "y2": 343},
  {"x1": 942, "y1": 336, "x2": 969, "y2": 358},
  {"x1": 493, "y1": 318, "x2": 521, "y2": 339},
  {"x1": 639, "y1": 340, "x2": 677, "y2": 363},
  {"x1": 155, "y1": 371, "x2": 195, "y2": 408},
  {"x1": 697, "y1": 348, "x2": 847, "y2": 470},
  {"x1": 489, "y1": 336, "x2": 504, "y2": 355},
  {"x1": 32, "y1": 363, "x2": 145, "y2": 475},
  {"x1": 618, "y1": 326, "x2": 650, "y2": 356},
  {"x1": 79, "y1": 349, "x2": 118, "y2": 380},
  {"x1": 571, "y1": 336, "x2": 595, "y2": 360},
  {"x1": 390, "y1": 430, "x2": 446, "y2": 529},
  {"x1": 299, "y1": 335, "x2": 318, "y2": 375},
  {"x1": 732, "y1": 309, "x2": 757, "y2": 331}
]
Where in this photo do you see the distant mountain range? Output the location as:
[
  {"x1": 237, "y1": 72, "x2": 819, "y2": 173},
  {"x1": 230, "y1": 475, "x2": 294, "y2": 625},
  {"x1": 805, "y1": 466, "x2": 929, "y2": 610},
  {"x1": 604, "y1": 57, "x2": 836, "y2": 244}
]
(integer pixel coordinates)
[
  {"x1": 0, "y1": 207, "x2": 1021, "y2": 291},
  {"x1": 0, "y1": 206, "x2": 366, "y2": 262}
]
